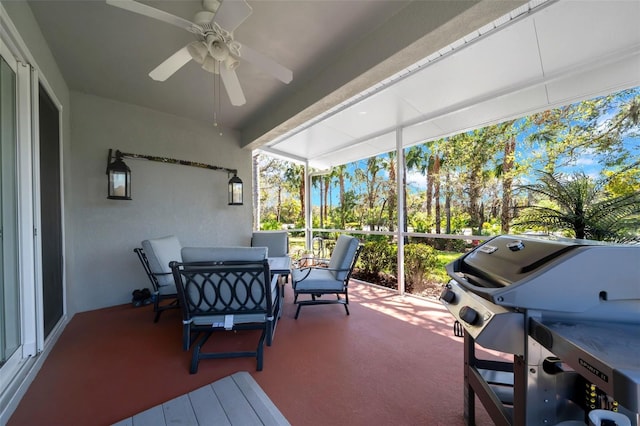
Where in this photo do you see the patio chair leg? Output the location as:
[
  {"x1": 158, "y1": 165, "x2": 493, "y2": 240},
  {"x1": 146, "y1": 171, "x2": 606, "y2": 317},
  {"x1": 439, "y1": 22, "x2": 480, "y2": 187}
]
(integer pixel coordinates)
[
  {"x1": 295, "y1": 303, "x2": 302, "y2": 320},
  {"x1": 256, "y1": 332, "x2": 266, "y2": 371},
  {"x1": 266, "y1": 319, "x2": 274, "y2": 346},
  {"x1": 190, "y1": 332, "x2": 211, "y2": 374},
  {"x1": 182, "y1": 324, "x2": 190, "y2": 350},
  {"x1": 153, "y1": 296, "x2": 161, "y2": 323}
]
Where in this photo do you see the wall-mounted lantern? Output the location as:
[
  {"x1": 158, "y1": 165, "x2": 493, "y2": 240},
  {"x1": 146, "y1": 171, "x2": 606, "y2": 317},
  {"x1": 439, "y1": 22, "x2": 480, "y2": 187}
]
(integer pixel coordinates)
[
  {"x1": 228, "y1": 174, "x2": 243, "y2": 205},
  {"x1": 106, "y1": 149, "x2": 131, "y2": 200},
  {"x1": 105, "y1": 149, "x2": 242, "y2": 205}
]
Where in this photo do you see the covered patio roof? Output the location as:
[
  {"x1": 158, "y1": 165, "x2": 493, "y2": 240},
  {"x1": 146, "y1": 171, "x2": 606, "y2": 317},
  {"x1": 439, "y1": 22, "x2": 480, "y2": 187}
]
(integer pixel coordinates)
[{"x1": 261, "y1": 0, "x2": 640, "y2": 170}]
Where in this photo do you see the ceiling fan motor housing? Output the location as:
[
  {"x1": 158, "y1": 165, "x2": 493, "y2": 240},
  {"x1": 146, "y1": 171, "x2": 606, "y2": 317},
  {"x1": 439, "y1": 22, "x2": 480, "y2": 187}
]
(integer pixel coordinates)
[
  {"x1": 202, "y1": 0, "x2": 221, "y2": 14},
  {"x1": 193, "y1": 10, "x2": 215, "y2": 27}
]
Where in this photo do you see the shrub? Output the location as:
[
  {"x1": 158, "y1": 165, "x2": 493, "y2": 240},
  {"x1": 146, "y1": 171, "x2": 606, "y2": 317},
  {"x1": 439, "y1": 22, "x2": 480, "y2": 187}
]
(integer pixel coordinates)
[
  {"x1": 260, "y1": 219, "x2": 281, "y2": 230},
  {"x1": 404, "y1": 243, "x2": 438, "y2": 293},
  {"x1": 425, "y1": 237, "x2": 467, "y2": 252},
  {"x1": 358, "y1": 240, "x2": 395, "y2": 275}
]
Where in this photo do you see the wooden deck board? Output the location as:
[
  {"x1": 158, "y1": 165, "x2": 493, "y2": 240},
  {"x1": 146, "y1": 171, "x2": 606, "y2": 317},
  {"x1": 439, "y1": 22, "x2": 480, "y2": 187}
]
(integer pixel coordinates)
[
  {"x1": 111, "y1": 372, "x2": 289, "y2": 426},
  {"x1": 188, "y1": 384, "x2": 232, "y2": 426},
  {"x1": 162, "y1": 394, "x2": 198, "y2": 426},
  {"x1": 211, "y1": 376, "x2": 264, "y2": 425},
  {"x1": 232, "y1": 372, "x2": 290, "y2": 426}
]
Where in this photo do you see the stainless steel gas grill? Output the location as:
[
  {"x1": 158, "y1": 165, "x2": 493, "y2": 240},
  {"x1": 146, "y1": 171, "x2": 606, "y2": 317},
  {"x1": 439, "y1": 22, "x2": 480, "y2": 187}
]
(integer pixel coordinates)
[{"x1": 440, "y1": 235, "x2": 640, "y2": 426}]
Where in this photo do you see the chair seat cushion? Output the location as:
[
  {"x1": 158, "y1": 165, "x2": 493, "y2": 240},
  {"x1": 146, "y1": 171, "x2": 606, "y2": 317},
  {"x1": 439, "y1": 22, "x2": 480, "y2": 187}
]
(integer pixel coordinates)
[{"x1": 293, "y1": 268, "x2": 346, "y2": 292}]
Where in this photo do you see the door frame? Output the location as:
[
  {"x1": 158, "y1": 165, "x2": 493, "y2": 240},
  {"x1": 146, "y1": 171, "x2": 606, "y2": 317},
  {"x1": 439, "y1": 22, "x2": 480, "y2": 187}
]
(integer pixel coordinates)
[{"x1": 0, "y1": 5, "x2": 67, "y2": 422}]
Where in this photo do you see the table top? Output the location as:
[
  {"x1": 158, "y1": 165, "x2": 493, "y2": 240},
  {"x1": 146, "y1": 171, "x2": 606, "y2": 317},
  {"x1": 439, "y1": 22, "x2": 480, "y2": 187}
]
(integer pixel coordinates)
[{"x1": 268, "y1": 256, "x2": 291, "y2": 274}]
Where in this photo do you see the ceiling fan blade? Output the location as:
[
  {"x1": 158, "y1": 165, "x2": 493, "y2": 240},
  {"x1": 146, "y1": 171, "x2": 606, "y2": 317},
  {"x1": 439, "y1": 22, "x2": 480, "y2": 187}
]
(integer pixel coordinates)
[
  {"x1": 106, "y1": 0, "x2": 199, "y2": 33},
  {"x1": 149, "y1": 46, "x2": 193, "y2": 81},
  {"x1": 214, "y1": 0, "x2": 253, "y2": 32},
  {"x1": 238, "y1": 44, "x2": 293, "y2": 84},
  {"x1": 220, "y1": 66, "x2": 246, "y2": 106}
]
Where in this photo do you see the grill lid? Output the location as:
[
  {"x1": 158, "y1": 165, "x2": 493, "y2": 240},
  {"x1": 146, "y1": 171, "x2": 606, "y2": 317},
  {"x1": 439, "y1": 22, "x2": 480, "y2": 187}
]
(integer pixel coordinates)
[
  {"x1": 453, "y1": 236, "x2": 586, "y2": 289},
  {"x1": 446, "y1": 235, "x2": 640, "y2": 312}
]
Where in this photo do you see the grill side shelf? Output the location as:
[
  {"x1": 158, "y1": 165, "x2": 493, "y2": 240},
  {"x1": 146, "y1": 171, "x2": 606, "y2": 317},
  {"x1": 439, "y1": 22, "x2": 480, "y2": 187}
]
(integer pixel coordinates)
[{"x1": 529, "y1": 318, "x2": 640, "y2": 414}]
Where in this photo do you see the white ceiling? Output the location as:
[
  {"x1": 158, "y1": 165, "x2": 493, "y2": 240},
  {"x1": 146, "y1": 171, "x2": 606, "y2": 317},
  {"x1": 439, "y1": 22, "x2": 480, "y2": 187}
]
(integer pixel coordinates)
[
  {"x1": 25, "y1": 0, "x2": 538, "y2": 150},
  {"x1": 22, "y1": 0, "x2": 640, "y2": 168},
  {"x1": 24, "y1": 0, "x2": 412, "y2": 129},
  {"x1": 262, "y1": 0, "x2": 640, "y2": 170}
]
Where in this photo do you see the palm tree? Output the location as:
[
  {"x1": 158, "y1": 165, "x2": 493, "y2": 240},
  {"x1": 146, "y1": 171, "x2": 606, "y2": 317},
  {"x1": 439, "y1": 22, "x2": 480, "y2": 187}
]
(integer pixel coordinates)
[
  {"x1": 514, "y1": 169, "x2": 640, "y2": 240},
  {"x1": 284, "y1": 164, "x2": 305, "y2": 224}
]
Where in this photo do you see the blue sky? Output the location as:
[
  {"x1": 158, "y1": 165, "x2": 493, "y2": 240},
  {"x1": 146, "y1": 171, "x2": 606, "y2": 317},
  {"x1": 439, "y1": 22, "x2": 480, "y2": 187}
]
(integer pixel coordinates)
[{"x1": 309, "y1": 87, "x2": 640, "y2": 205}]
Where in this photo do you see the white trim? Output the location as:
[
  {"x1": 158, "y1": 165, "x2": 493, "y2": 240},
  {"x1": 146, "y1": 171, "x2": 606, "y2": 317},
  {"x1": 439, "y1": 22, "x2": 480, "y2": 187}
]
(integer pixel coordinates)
[
  {"x1": 0, "y1": 5, "x2": 23, "y2": 64},
  {"x1": 16, "y1": 61, "x2": 36, "y2": 358},
  {"x1": 0, "y1": 37, "x2": 16, "y2": 70},
  {"x1": 0, "y1": 31, "x2": 32, "y2": 418},
  {"x1": 0, "y1": 4, "x2": 69, "y2": 422}
]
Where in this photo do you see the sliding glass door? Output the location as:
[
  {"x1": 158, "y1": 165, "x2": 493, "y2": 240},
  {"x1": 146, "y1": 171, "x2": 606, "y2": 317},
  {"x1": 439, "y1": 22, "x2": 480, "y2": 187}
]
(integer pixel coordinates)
[{"x1": 0, "y1": 52, "x2": 20, "y2": 370}]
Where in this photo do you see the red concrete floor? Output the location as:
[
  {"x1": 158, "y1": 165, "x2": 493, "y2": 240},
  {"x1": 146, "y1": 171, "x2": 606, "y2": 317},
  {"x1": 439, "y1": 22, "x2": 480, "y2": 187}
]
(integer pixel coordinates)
[{"x1": 8, "y1": 282, "x2": 498, "y2": 425}]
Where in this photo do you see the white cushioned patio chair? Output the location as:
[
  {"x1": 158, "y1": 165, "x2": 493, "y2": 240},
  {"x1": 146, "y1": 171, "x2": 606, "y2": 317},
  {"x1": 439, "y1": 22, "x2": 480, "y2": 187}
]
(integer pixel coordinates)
[
  {"x1": 172, "y1": 247, "x2": 280, "y2": 373},
  {"x1": 250, "y1": 231, "x2": 289, "y2": 257},
  {"x1": 292, "y1": 235, "x2": 361, "y2": 319},
  {"x1": 134, "y1": 235, "x2": 182, "y2": 322},
  {"x1": 251, "y1": 230, "x2": 290, "y2": 288}
]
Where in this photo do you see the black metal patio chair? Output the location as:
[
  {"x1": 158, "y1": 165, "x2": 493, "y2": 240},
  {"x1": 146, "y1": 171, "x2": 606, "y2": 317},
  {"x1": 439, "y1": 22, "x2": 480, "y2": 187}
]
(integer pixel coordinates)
[
  {"x1": 134, "y1": 235, "x2": 182, "y2": 322},
  {"x1": 291, "y1": 235, "x2": 361, "y2": 319},
  {"x1": 171, "y1": 247, "x2": 280, "y2": 373}
]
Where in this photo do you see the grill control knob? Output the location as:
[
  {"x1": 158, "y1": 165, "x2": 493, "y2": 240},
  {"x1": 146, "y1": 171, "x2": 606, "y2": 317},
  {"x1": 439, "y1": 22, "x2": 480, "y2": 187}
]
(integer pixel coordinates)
[
  {"x1": 440, "y1": 289, "x2": 456, "y2": 304},
  {"x1": 459, "y1": 306, "x2": 479, "y2": 325}
]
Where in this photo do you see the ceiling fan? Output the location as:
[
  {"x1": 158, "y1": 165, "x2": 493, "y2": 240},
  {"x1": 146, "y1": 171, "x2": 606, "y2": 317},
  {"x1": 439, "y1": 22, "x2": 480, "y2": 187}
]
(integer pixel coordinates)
[{"x1": 106, "y1": 0, "x2": 293, "y2": 106}]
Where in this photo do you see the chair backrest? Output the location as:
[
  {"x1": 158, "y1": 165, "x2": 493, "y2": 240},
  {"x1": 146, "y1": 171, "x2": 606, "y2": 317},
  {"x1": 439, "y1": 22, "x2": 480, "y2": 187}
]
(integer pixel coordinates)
[
  {"x1": 172, "y1": 247, "x2": 272, "y2": 320},
  {"x1": 251, "y1": 231, "x2": 289, "y2": 257},
  {"x1": 182, "y1": 246, "x2": 267, "y2": 263},
  {"x1": 328, "y1": 235, "x2": 361, "y2": 281},
  {"x1": 141, "y1": 235, "x2": 182, "y2": 287}
]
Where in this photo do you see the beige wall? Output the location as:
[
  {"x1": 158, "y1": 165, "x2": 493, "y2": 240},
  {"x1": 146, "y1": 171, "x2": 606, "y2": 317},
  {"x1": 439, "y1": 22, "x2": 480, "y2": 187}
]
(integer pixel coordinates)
[
  {"x1": 2, "y1": 0, "x2": 253, "y2": 314},
  {"x1": 69, "y1": 92, "x2": 253, "y2": 312}
]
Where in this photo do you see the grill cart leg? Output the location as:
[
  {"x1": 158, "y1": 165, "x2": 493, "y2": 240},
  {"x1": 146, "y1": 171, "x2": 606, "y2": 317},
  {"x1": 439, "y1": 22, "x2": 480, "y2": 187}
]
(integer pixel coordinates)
[
  {"x1": 463, "y1": 331, "x2": 476, "y2": 425},
  {"x1": 463, "y1": 331, "x2": 515, "y2": 426}
]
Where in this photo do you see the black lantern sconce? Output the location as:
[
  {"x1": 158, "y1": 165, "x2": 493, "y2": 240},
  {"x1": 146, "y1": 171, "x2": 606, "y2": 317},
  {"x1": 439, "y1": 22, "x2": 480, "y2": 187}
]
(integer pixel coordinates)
[
  {"x1": 228, "y1": 173, "x2": 243, "y2": 205},
  {"x1": 106, "y1": 149, "x2": 131, "y2": 200},
  {"x1": 106, "y1": 149, "x2": 243, "y2": 205}
]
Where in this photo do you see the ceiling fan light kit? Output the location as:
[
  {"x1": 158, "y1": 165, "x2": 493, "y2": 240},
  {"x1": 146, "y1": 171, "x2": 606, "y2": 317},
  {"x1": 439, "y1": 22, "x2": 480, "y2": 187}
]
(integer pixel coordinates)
[
  {"x1": 186, "y1": 41, "x2": 208, "y2": 63},
  {"x1": 107, "y1": 0, "x2": 293, "y2": 110}
]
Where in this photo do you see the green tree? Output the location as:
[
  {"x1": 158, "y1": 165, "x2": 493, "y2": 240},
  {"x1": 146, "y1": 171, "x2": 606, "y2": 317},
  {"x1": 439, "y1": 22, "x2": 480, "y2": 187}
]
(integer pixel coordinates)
[
  {"x1": 514, "y1": 169, "x2": 640, "y2": 241},
  {"x1": 258, "y1": 155, "x2": 290, "y2": 227},
  {"x1": 335, "y1": 165, "x2": 348, "y2": 228},
  {"x1": 354, "y1": 156, "x2": 385, "y2": 230},
  {"x1": 526, "y1": 90, "x2": 640, "y2": 173},
  {"x1": 382, "y1": 152, "x2": 397, "y2": 232},
  {"x1": 284, "y1": 164, "x2": 306, "y2": 224}
]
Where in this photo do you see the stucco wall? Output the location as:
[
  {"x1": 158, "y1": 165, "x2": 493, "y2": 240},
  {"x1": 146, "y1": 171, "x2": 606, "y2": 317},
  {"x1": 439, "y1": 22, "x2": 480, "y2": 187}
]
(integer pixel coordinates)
[{"x1": 69, "y1": 91, "x2": 253, "y2": 313}]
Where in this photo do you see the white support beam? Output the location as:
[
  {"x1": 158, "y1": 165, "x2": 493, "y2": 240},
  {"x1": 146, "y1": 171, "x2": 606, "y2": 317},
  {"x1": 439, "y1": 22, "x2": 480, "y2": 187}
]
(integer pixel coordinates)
[{"x1": 395, "y1": 128, "x2": 405, "y2": 296}]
